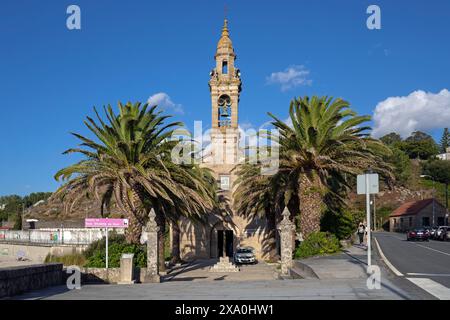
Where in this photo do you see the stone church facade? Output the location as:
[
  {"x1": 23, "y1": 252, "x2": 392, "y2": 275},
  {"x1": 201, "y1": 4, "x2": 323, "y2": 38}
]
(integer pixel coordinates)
[{"x1": 175, "y1": 20, "x2": 271, "y2": 261}]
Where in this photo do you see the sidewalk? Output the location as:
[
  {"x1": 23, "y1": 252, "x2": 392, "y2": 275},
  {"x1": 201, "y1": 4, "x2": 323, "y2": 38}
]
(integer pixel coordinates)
[
  {"x1": 12, "y1": 245, "x2": 415, "y2": 300},
  {"x1": 292, "y1": 244, "x2": 369, "y2": 279}
]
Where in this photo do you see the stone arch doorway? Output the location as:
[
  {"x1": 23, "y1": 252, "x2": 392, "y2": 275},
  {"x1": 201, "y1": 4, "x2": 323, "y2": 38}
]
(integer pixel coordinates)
[{"x1": 209, "y1": 221, "x2": 238, "y2": 258}]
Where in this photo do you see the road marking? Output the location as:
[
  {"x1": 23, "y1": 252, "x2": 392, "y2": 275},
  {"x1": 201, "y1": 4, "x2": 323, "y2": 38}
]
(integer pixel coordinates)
[
  {"x1": 407, "y1": 273, "x2": 450, "y2": 277},
  {"x1": 406, "y1": 278, "x2": 450, "y2": 300},
  {"x1": 373, "y1": 237, "x2": 403, "y2": 277},
  {"x1": 415, "y1": 244, "x2": 450, "y2": 257}
]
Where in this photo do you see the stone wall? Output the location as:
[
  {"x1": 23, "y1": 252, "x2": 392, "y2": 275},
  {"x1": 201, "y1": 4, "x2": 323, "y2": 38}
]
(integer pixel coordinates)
[
  {"x1": 80, "y1": 267, "x2": 147, "y2": 284},
  {"x1": 0, "y1": 242, "x2": 88, "y2": 263},
  {"x1": 0, "y1": 263, "x2": 63, "y2": 298}
]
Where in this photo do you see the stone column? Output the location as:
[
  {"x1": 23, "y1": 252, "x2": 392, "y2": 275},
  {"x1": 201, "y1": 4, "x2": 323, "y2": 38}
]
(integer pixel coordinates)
[
  {"x1": 278, "y1": 207, "x2": 295, "y2": 276},
  {"x1": 144, "y1": 209, "x2": 160, "y2": 283},
  {"x1": 118, "y1": 253, "x2": 135, "y2": 284}
]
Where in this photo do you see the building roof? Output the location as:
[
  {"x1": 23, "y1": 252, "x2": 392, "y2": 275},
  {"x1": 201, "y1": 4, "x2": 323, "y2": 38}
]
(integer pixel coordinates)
[{"x1": 389, "y1": 199, "x2": 439, "y2": 217}]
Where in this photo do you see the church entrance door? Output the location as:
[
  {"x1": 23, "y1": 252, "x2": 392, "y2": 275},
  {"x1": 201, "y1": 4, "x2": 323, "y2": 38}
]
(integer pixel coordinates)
[{"x1": 217, "y1": 230, "x2": 233, "y2": 257}]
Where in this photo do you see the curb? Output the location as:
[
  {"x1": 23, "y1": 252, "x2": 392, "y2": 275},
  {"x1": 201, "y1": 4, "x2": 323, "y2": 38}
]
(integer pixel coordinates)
[
  {"x1": 373, "y1": 236, "x2": 403, "y2": 277},
  {"x1": 290, "y1": 260, "x2": 320, "y2": 279}
]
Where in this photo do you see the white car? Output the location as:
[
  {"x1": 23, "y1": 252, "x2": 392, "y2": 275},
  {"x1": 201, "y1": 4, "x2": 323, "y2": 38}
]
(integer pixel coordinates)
[
  {"x1": 435, "y1": 226, "x2": 449, "y2": 241},
  {"x1": 233, "y1": 246, "x2": 257, "y2": 264}
]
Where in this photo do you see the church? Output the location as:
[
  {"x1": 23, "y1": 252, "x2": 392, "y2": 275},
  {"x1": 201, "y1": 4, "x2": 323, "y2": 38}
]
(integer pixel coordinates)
[{"x1": 176, "y1": 19, "x2": 271, "y2": 261}]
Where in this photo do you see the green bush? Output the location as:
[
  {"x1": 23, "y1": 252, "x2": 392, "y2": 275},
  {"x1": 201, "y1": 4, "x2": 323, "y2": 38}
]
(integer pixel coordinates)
[
  {"x1": 44, "y1": 253, "x2": 86, "y2": 266},
  {"x1": 84, "y1": 233, "x2": 147, "y2": 268},
  {"x1": 321, "y1": 209, "x2": 356, "y2": 240},
  {"x1": 294, "y1": 231, "x2": 340, "y2": 259}
]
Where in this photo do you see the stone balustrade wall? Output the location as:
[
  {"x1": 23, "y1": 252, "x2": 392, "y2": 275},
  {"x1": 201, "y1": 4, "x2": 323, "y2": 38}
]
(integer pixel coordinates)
[{"x1": 0, "y1": 263, "x2": 63, "y2": 298}]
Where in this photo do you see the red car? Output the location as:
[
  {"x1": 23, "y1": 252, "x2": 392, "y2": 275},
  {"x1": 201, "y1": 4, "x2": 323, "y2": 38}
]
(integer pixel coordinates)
[{"x1": 407, "y1": 228, "x2": 430, "y2": 241}]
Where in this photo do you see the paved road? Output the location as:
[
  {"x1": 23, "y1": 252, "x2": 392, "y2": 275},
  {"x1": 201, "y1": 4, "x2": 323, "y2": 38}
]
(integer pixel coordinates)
[{"x1": 375, "y1": 232, "x2": 450, "y2": 299}]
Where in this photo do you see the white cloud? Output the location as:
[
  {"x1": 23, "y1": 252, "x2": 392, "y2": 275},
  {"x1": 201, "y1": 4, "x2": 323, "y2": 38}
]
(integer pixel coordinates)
[
  {"x1": 239, "y1": 121, "x2": 253, "y2": 130},
  {"x1": 266, "y1": 65, "x2": 312, "y2": 91},
  {"x1": 372, "y1": 89, "x2": 450, "y2": 138},
  {"x1": 147, "y1": 92, "x2": 184, "y2": 114}
]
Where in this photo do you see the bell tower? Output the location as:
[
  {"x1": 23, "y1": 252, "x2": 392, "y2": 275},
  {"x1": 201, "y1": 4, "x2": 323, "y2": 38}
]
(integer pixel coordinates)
[{"x1": 208, "y1": 19, "x2": 242, "y2": 165}]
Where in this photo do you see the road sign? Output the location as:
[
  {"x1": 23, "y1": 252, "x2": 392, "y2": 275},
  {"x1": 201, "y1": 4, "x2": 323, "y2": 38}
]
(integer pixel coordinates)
[
  {"x1": 85, "y1": 218, "x2": 129, "y2": 228},
  {"x1": 357, "y1": 173, "x2": 379, "y2": 195},
  {"x1": 84, "y1": 218, "x2": 129, "y2": 269},
  {"x1": 357, "y1": 173, "x2": 379, "y2": 267}
]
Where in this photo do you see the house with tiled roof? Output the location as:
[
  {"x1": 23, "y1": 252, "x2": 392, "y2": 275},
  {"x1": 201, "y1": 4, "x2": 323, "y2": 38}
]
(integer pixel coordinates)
[{"x1": 389, "y1": 198, "x2": 448, "y2": 232}]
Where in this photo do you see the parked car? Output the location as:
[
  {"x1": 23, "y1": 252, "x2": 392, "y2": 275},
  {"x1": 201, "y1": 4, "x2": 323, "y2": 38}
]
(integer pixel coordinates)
[
  {"x1": 429, "y1": 226, "x2": 438, "y2": 239},
  {"x1": 406, "y1": 228, "x2": 429, "y2": 241},
  {"x1": 435, "y1": 226, "x2": 450, "y2": 241},
  {"x1": 422, "y1": 226, "x2": 432, "y2": 235},
  {"x1": 234, "y1": 246, "x2": 257, "y2": 264}
]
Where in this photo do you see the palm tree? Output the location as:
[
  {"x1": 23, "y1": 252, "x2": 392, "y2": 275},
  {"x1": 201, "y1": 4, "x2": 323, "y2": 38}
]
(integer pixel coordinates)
[
  {"x1": 267, "y1": 96, "x2": 393, "y2": 239},
  {"x1": 54, "y1": 102, "x2": 215, "y2": 269}
]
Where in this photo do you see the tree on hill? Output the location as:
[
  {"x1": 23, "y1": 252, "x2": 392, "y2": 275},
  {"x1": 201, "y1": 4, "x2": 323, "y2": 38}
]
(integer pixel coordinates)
[
  {"x1": 400, "y1": 131, "x2": 439, "y2": 160},
  {"x1": 380, "y1": 132, "x2": 402, "y2": 146},
  {"x1": 384, "y1": 146, "x2": 412, "y2": 186},
  {"x1": 23, "y1": 192, "x2": 52, "y2": 208},
  {"x1": 440, "y1": 128, "x2": 450, "y2": 153},
  {"x1": 423, "y1": 159, "x2": 450, "y2": 208}
]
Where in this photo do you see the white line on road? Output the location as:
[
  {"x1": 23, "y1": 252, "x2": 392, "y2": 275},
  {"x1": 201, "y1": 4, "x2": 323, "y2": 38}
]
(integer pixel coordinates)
[
  {"x1": 406, "y1": 278, "x2": 450, "y2": 300},
  {"x1": 373, "y1": 237, "x2": 403, "y2": 276},
  {"x1": 407, "y1": 273, "x2": 450, "y2": 277},
  {"x1": 415, "y1": 244, "x2": 450, "y2": 257}
]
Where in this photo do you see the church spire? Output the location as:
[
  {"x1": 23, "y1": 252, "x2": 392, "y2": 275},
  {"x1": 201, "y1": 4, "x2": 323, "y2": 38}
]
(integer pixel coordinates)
[
  {"x1": 217, "y1": 19, "x2": 234, "y2": 54},
  {"x1": 221, "y1": 19, "x2": 229, "y2": 37},
  {"x1": 209, "y1": 18, "x2": 241, "y2": 131}
]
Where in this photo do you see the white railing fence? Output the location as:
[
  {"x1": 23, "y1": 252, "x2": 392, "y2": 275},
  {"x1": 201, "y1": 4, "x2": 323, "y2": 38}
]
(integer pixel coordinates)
[{"x1": 0, "y1": 228, "x2": 124, "y2": 245}]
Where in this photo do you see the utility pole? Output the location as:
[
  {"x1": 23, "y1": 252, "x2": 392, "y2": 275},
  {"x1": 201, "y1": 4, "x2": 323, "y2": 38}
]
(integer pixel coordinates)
[
  {"x1": 365, "y1": 173, "x2": 372, "y2": 266},
  {"x1": 373, "y1": 195, "x2": 377, "y2": 231},
  {"x1": 420, "y1": 175, "x2": 435, "y2": 226}
]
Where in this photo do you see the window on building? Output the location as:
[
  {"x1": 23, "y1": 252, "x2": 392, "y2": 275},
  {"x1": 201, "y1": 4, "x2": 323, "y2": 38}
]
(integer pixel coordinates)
[
  {"x1": 222, "y1": 61, "x2": 228, "y2": 74},
  {"x1": 409, "y1": 217, "x2": 412, "y2": 227},
  {"x1": 219, "y1": 175, "x2": 230, "y2": 190},
  {"x1": 422, "y1": 217, "x2": 430, "y2": 226}
]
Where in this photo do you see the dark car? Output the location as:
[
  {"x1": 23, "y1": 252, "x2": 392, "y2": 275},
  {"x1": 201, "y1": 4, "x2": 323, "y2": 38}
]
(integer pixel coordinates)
[
  {"x1": 407, "y1": 228, "x2": 430, "y2": 241},
  {"x1": 233, "y1": 246, "x2": 257, "y2": 265}
]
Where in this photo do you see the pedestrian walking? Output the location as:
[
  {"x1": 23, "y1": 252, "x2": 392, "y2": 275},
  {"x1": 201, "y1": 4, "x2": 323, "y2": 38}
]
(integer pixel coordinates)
[{"x1": 357, "y1": 222, "x2": 366, "y2": 245}]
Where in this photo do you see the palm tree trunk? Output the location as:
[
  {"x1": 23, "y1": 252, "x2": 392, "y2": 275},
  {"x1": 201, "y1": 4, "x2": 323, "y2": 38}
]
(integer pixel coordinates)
[
  {"x1": 171, "y1": 220, "x2": 182, "y2": 264},
  {"x1": 298, "y1": 174, "x2": 324, "y2": 239},
  {"x1": 122, "y1": 187, "x2": 147, "y2": 244},
  {"x1": 125, "y1": 213, "x2": 142, "y2": 244},
  {"x1": 155, "y1": 211, "x2": 166, "y2": 272}
]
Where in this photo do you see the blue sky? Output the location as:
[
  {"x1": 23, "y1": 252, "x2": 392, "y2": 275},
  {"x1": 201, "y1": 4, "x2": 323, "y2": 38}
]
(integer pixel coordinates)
[{"x1": 1, "y1": 0, "x2": 450, "y2": 196}]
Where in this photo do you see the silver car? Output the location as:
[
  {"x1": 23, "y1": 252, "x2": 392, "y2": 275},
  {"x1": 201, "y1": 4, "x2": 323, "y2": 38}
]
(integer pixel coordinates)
[{"x1": 234, "y1": 246, "x2": 257, "y2": 264}]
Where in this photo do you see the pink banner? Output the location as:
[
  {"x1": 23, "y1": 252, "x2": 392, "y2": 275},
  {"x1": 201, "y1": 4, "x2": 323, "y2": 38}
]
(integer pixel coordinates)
[{"x1": 85, "y1": 218, "x2": 129, "y2": 228}]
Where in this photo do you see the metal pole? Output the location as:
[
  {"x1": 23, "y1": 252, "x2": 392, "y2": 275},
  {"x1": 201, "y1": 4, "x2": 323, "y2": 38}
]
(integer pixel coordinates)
[
  {"x1": 432, "y1": 179, "x2": 435, "y2": 227},
  {"x1": 365, "y1": 173, "x2": 371, "y2": 266},
  {"x1": 106, "y1": 226, "x2": 109, "y2": 269},
  {"x1": 373, "y1": 195, "x2": 377, "y2": 231}
]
